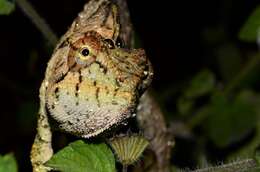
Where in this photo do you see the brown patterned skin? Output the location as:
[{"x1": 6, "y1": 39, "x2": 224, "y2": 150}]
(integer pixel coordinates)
[
  {"x1": 30, "y1": 0, "x2": 153, "y2": 171},
  {"x1": 46, "y1": 31, "x2": 152, "y2": 138}
]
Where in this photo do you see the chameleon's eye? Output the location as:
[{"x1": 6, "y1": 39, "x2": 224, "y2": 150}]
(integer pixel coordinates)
[
  {"x1": 74, "y1": 46, "x2": 92, "y2": 65},
  {"x1": 104, "y1": 39, "x2": 115, "y2": 49},
  {"x1": 77, "y1": 47, "x2": 91, "y2": 62},
  {"x1": 81, "y1": 48, "x2": 90, "y2": 56}
]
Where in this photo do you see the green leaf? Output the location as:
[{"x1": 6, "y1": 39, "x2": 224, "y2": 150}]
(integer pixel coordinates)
[
  {"x1": 228, "y1": 122, "x2": 260, "y2": 160},
  {"x1": 255, "y1": 148, "x2": 260, "y2": 165},
  {"x1": 46, "y1": 140, "x2": 116, "y2": 172},
  {"x1": 216, "y1": 43, "x2": 242, "y2": 81},
  {"x1": 205, "y1": 90, "x2": 258, "y2": 148},
  {"x1": 253, "y1": 147, "x2": 260, "y2": 172},
  {"x1": 177, "y1": 97, "x2": 194, "y2": 115},
  {"x1": 228, "y1": 93, "x2": 260, "y2": 160},
  {"x1": 0, "y1": 153, "x2": 18, "y2": 172},
  {"x1": 0, "y1": 0, "x2": 15, "y2": 15},
  {"x1": 184, "y1": 69, "x2": 215, "y2": 99},
  {"x1": 177, "y1": 69, "x2": 215, "y2": 116},
  {"x1": 239, "y1": 5, "x2": 260, "y2": 42}
]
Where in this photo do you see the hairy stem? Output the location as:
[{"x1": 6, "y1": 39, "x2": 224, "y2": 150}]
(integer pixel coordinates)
[
  {"x1": 16, "y1": 0, "x2": 58, "y2": 46},
  {"x1": 192, "y1": 159, "x2": 258, "y2": 172}
]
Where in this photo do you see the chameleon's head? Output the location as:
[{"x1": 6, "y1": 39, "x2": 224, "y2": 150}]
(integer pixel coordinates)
[{"x1": 46, "y1": 31, "x2": 153, "y2": 138}]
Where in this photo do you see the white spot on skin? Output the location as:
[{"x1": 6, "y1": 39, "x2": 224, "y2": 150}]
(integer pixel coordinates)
[
  {"x1": 78, "y1": 14, "x2": 84, "y2": 18},
  {"x1": 167, "y1": 140, "x2": 175, "y2": 147},
  {"x1": 45, "y1": 81, "x2": 49, "y2": 87}
]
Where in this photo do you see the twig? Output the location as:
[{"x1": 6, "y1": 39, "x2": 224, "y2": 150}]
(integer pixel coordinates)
[
  {"x1": 223, "y1": 53, "x2": 260, "y2": 94},
  {"x1": 186, "y1": 107, "x2": 210, "y2": 130},
  {"x1": 16, "y1": 0, "x2": 58, "y2": 46}
]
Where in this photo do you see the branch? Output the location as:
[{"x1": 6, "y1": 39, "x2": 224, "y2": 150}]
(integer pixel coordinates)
[{"x1": 16, "y1": 0, "x2": 58, "y2": 46}]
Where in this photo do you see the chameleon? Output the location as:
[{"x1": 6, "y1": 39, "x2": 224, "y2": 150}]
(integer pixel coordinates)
[{"x1": 30, "y1": 0, "x2": 154, "y2": 171}]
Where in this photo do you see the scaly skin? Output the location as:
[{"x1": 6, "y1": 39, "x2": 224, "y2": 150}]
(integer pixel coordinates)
[{"x1": 30, "y1": 0, "x2": 153, "y2": 171}]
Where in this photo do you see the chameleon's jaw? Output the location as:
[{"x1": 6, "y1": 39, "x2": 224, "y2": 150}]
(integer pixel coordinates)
[
  {"x1": 47, "y1": 93, "x2": 135, "y2": 138},
  {"x1": 81, "y1": 107, "x2": 134, "y2": 138},
  {"x1": 47, "y1": 91, "x2": 136, "y2": 138}
]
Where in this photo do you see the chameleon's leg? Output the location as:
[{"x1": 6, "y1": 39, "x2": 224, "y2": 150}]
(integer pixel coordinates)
[
  {"x1": 31, "y1": 81, "x2": 53, "y2": 172},
  {"x1": 136, "y1": 90, "x2": 173, "y2": 172}
]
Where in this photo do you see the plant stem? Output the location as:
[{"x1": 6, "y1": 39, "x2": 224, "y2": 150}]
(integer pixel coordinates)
[
  {"x1": 186, "y1": 107, "x2": 210, "y2": 130},
  {"x1": 187, "y1": 53, "x2": 260, "y2": 129},
  {"x1": 193, "y1": 158, "x2": 258, "y2": 172},
  {"x1": 223, "y1": 53, "x2": 260, "y2": 94},
  {"x1": 122, "y1": 165, "x2": 127, "y2": 172},
  {"x1": 16, "y1": 0, "x2": 58, "y2": 46}
]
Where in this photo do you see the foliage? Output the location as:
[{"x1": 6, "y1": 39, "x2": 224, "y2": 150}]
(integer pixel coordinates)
[
  {"x1": 0, "y1": 0, "x2": 14, "y2": 15},
  {"x1": 0, "y1": 153, "x2": 17, "y2": 172},
  {"x1": 205, "y1": 90, "x2": 258, "y2": 148},
  {"x1": 46, "y1": 140, "x2": 116, "y2": 172},
  {"x1": 177, "y1": 69, "x2": 215, "y2": 115},
  {"x1": 239, "y1": 5, "x2": 260, "y2": 42}
]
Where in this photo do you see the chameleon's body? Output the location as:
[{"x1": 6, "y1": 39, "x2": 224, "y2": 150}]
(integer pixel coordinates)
[{"x1": 31, "y1": 0, "x2": 153, "y2": 171}]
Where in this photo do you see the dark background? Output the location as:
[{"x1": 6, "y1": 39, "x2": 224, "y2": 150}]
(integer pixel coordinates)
[{"x1": 0, "y1": 0, "x2": 259, "y2": 171}]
